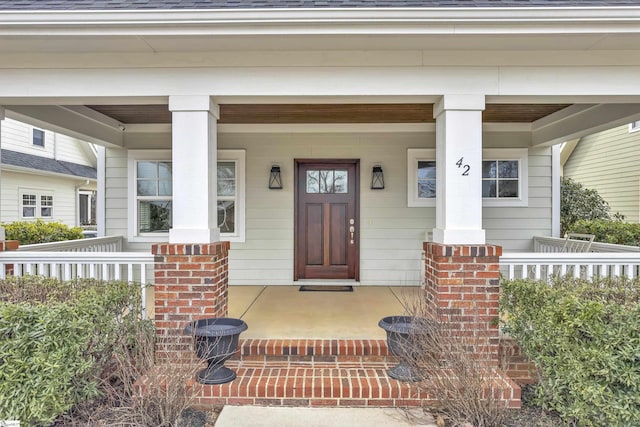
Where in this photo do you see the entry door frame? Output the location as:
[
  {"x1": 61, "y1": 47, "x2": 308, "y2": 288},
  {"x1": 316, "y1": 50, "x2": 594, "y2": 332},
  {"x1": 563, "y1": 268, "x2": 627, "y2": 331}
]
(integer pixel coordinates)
[{"x1": 294, "y1": 159, "x2": 360, "y2": 281}]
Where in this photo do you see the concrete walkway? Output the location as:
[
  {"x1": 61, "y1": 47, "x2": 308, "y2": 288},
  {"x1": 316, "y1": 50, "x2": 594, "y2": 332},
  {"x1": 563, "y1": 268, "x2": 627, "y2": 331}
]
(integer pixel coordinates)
[{"x1": 215, "y1": 406, "x2": 437, "y2": 427}]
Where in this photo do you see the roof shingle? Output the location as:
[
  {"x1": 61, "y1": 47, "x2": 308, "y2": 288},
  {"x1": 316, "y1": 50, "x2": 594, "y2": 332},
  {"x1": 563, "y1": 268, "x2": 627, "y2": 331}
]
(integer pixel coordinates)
[{"x1": 1, "y1": 149, "x2": 97, "y2": 180}]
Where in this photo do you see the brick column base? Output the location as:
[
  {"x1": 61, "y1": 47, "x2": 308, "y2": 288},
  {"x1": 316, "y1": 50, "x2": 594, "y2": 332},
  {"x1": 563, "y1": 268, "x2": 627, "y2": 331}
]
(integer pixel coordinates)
[
  {"x1": 423, "y1": 242, "x2": 501, "y2": 366},
  {"x1": 152, "y1": 241, "x2": 230, "y2": 360}
]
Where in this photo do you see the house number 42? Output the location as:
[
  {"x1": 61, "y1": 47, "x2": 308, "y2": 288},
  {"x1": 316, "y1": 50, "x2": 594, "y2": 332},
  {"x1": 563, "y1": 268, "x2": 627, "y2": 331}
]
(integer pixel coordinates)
[{"x1": 456, "y1": 157, "x2": 470, "y2": 176}]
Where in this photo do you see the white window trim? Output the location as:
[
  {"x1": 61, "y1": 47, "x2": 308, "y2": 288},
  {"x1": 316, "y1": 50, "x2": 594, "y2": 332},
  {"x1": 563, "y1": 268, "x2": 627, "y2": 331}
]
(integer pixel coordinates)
[
  {"x1": 218, "y1": 149, "x2": 246, "y2": 243},
  {"x1": 127, "y1": 149, "x2": 246, "y2": 243},
  {"x1": 407, "y1": 148, "x2": 528, "y2": 208},
  {"x1": 629, "y1": 121, "x2": 640, "y2": 133},
  {"x1": 407, "y1": 149, "x2": 436, "y2": 207},
  {"x1": 128, "y1": 150, "x2": 172, "y2": 243},
  {"x1": 32, "y1": 128, "x2": 45, "y2": 148},
  {"x1": 482, "y1": 148, "x2": 529, "y2": 207},
  {"x1": 19, "y1": 188, "x2": 54, "y2": 219}
]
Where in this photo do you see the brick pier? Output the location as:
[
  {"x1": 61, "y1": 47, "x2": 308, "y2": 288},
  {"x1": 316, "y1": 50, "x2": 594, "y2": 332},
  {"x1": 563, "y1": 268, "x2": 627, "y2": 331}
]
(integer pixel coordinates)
[
  {"x1": 152, "y1": 242, "x2": 230, "y2": 360},
  {"x1": 151, "y1": 240, "x2": 521, "y2": 408}
]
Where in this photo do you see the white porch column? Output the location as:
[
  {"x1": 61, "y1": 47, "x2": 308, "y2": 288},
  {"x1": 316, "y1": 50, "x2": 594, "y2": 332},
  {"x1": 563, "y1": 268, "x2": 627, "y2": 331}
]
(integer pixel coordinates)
[
  {"x1": 432, "y1": 95, "x2": 486, "y2": 244},
  {"x1": 168, "y1": 96, "x2": 220, "y2": 244},
  {"x1": 0, "y1": 107, "x2": 4, "y2": 240}
]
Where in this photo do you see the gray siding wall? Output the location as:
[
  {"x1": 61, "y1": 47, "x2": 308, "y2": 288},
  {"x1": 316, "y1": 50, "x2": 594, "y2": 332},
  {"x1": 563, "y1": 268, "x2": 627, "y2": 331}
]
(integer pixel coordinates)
[
  {"x1": 105, "y1": 130, "x2": 552, "y2": 285},
  {"x1": 564, "y1": 125, "x2": 640, "y2": 223}
]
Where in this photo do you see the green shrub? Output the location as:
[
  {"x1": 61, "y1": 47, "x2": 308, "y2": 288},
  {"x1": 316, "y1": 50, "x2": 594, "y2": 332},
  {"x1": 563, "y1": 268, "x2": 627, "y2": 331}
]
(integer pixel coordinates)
[
  {"x1": 2, "y1": 219, "x2": 84, "y2": 245},
  {"x1": 569, "y1": 219, "x2": 640, "y2": 246},
  {"x1": 500, "y1": 276, "x2": 640, "y2": 426},
  {"x1": 561, "y1": 177, "x2": 611, "y2": 236},
  {"x1": 0, "y1": 277, "x2": 147, "y2": 426}
]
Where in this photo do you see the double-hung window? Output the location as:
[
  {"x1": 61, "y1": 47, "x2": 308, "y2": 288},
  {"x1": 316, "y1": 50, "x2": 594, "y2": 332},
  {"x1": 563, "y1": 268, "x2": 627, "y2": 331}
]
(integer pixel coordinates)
[
  {"x1": 40, "y1": 195, "x2": 54, "y2": 217},
  {"x1": 216, "y1": 150, "x2": 246, "y2": 241},
  {"x1": 20, "y1": 190, "x2": 54, "y2": 219},
  {"x1": 407, "y1": 148, "x2": 528, "y2": 207},
  {"x1": 630, "y1": 120, "x2": 640, "y2": 133},
  {"x1": 136, "y1": 160, "x2": 173, "y2": 234},
  {"x1": 481, "y1": 149, "x2": 528, "y2": 206},
  {"x1": 407, "y1": 149, "x2": 436, "y2": 207},
  {"x1": 128, "y1": 149, "x2": 245, "y2": 242},
  {"x1": 21, "y1": 193, "x2": 37, "y2": 218}
]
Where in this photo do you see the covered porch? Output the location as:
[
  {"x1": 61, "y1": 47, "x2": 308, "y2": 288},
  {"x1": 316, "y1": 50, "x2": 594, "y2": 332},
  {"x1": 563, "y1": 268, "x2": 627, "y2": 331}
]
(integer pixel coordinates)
[
  {"x1": 228, "y1": 285, "x2": 416, "y2": 340},
  {"x1": 2, "y1": 3, "x2": 640, "y2": 411}
]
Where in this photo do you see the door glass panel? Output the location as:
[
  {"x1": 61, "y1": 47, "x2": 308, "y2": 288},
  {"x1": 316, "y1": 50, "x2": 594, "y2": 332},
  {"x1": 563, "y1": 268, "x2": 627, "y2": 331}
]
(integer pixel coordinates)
[
  {"x1": 306, "y1": 171, "x2": 319, "y2": 193},
  {"x1": 319, "y1": 170, "x2": 333, "y2": 193},
  {"x1": 307, "y1": 169, "x2": 349, "y2": 193},
  {"x1": 334, "y1": 170, "x2": 348, "y2": 193}
]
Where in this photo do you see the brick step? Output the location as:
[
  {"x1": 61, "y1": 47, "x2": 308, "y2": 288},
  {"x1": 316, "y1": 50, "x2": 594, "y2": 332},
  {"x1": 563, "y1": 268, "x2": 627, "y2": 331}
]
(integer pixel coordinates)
[
  {"x1": 234, "y1": 339, "x2": 391, "y2": 363},
  {"x1": 194, "y1": 359, "x2": 430, "y2": 408},
  {"x1": 192, "y1": 359, "x2": 522, "y2": 409}
]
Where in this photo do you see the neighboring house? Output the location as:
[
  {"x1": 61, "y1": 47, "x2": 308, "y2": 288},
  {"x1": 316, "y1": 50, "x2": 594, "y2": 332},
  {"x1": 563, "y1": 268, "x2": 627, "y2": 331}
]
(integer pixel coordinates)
[
  {"x1": 563, "y1": 120, "x2": 640, "y2": 223},
  {"x1": 0, "y1": 118, "x2": 97, "y2": 229},
  {"x1": 0, "y1": 1, "x2": 640, "y2": 286}
]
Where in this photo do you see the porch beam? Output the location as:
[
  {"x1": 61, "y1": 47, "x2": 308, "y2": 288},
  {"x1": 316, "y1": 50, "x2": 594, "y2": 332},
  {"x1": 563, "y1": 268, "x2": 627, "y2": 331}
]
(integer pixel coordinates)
[
  {"x1": 168, "y1": 95, "x2": 220, "y2": 244},
  {"x1": 432, "y1": 94, "x2": 486, "y2": 245},
  {"x1": 3, "y1": 105, "x2": 124, "y2": 148},
  {"x1": 531, "y1": 103, "x2": 640, "y2": 147}
]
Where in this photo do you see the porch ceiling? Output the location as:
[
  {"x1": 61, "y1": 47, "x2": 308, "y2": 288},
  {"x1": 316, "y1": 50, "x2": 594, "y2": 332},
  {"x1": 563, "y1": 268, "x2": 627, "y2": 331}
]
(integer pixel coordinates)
[{"x1": 86, "y1": 103, "x2": 571, "y2": 124}]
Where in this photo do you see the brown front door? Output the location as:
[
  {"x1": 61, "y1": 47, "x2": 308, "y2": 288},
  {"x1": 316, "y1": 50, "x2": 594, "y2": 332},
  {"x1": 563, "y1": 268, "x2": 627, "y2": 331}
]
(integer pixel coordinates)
[{"x1": 295, "y1": 160, "x2": 359, "y2": 280}]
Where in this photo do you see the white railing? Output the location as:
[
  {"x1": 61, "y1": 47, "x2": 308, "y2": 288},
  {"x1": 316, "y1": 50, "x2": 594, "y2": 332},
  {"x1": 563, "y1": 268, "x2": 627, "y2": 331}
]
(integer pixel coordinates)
[
  {"x1": 500, "y1": 252, "x2": 640, "y2": 281},
  {"x1": 17, "y1": 236, "x2": 124, "y2": 252},
  {"x1": 533, "y1": 236, "x2": 640, "y2": 253},
  {"x1": 0, "y1": 251, "x2": 154, "y2": 317}
]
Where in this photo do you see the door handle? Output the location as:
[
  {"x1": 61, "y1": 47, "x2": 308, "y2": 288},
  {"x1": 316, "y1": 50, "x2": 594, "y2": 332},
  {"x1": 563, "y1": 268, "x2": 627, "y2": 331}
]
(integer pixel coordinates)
[{"x1": 349, "y1": 219, "x2": 355, "y2": 244}]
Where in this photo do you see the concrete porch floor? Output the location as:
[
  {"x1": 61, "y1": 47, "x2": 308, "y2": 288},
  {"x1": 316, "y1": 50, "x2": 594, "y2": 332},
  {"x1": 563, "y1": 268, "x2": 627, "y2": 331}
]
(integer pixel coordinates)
[{"x1": 228, "y1": 286, "x2": 421, "y2": 340}]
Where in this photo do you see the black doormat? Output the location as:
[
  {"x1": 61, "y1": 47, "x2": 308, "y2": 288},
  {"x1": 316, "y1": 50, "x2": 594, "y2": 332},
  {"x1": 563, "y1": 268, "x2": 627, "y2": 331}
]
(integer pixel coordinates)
[{"x1": 299, "y1": 285, "x2": 354, "y2": 292}]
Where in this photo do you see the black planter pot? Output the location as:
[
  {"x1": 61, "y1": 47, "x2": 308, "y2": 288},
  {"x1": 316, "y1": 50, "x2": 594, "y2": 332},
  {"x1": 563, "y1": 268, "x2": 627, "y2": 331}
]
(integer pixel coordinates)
[
  {"x1": 184, "y1": 317, "x2": 248, "y2": 385},
  {"x1": 378, "y1": 315, "x2": 426, "y2": 382}
]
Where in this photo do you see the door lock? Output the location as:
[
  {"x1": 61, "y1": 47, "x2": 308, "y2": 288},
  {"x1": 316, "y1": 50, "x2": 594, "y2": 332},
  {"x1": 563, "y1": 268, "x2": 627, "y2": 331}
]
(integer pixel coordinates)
[{"x1": 349, "y1": 219, "x2": 355, "y2": 244}]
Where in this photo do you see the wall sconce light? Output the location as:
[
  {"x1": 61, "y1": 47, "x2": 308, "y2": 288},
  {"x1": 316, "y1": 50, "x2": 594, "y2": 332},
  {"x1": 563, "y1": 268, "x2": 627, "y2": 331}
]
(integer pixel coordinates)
[
  {"x1": 371, "y1": 165, "x2": 385, "y2": 190},
  {"x1": 269, "y1": 165, "x2": 283, "y2": 189}
]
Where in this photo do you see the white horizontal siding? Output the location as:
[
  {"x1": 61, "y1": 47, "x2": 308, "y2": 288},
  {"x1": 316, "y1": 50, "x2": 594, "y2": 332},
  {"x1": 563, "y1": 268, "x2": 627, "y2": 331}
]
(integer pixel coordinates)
[
  {"x1": 564, "y1": 124, "x2": 640, "y2": 222},
  {"x1": 54, "y1": 133, "x2": 96, "y2": 166},
  {"x1": 104, "y1": 148, "x2": 131, "y2": 247},
  {"x1": 1, "y1": 118, "x2": 55, "y2": 158},
  {"x1": 103, "y1": 130, "x2": 552, "y2": 284},
  {"x1": 1, "y1": 118, "x2": 95, "y2": 166},
  {"x1": 483, "y1": 146, "x2": 552, "y2": 251},
  {"x1": 0, "y1": 170, "x2": 79, "y2": 227}
]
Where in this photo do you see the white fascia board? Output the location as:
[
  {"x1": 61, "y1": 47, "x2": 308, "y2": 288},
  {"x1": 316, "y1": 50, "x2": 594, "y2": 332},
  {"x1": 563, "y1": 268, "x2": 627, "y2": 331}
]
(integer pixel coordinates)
[
  {"x1": 5, "y1": 105, "x2": 124, "y2": 148},
  {"x1": 1, "y1": 163, "x2": 97, "y2": 182},
  {"x1": 532, "y1": 103, "x2": 640, "y2": 146},
  {"x1": 1, "y1": 8, "x2": 640, "y2": 36}
]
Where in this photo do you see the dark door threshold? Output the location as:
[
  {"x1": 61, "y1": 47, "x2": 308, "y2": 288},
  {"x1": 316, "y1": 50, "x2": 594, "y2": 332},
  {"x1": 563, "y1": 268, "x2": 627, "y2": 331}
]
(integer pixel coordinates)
[{"x1": 299, "y1": 285, "x2": 354, "y2": 292}]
